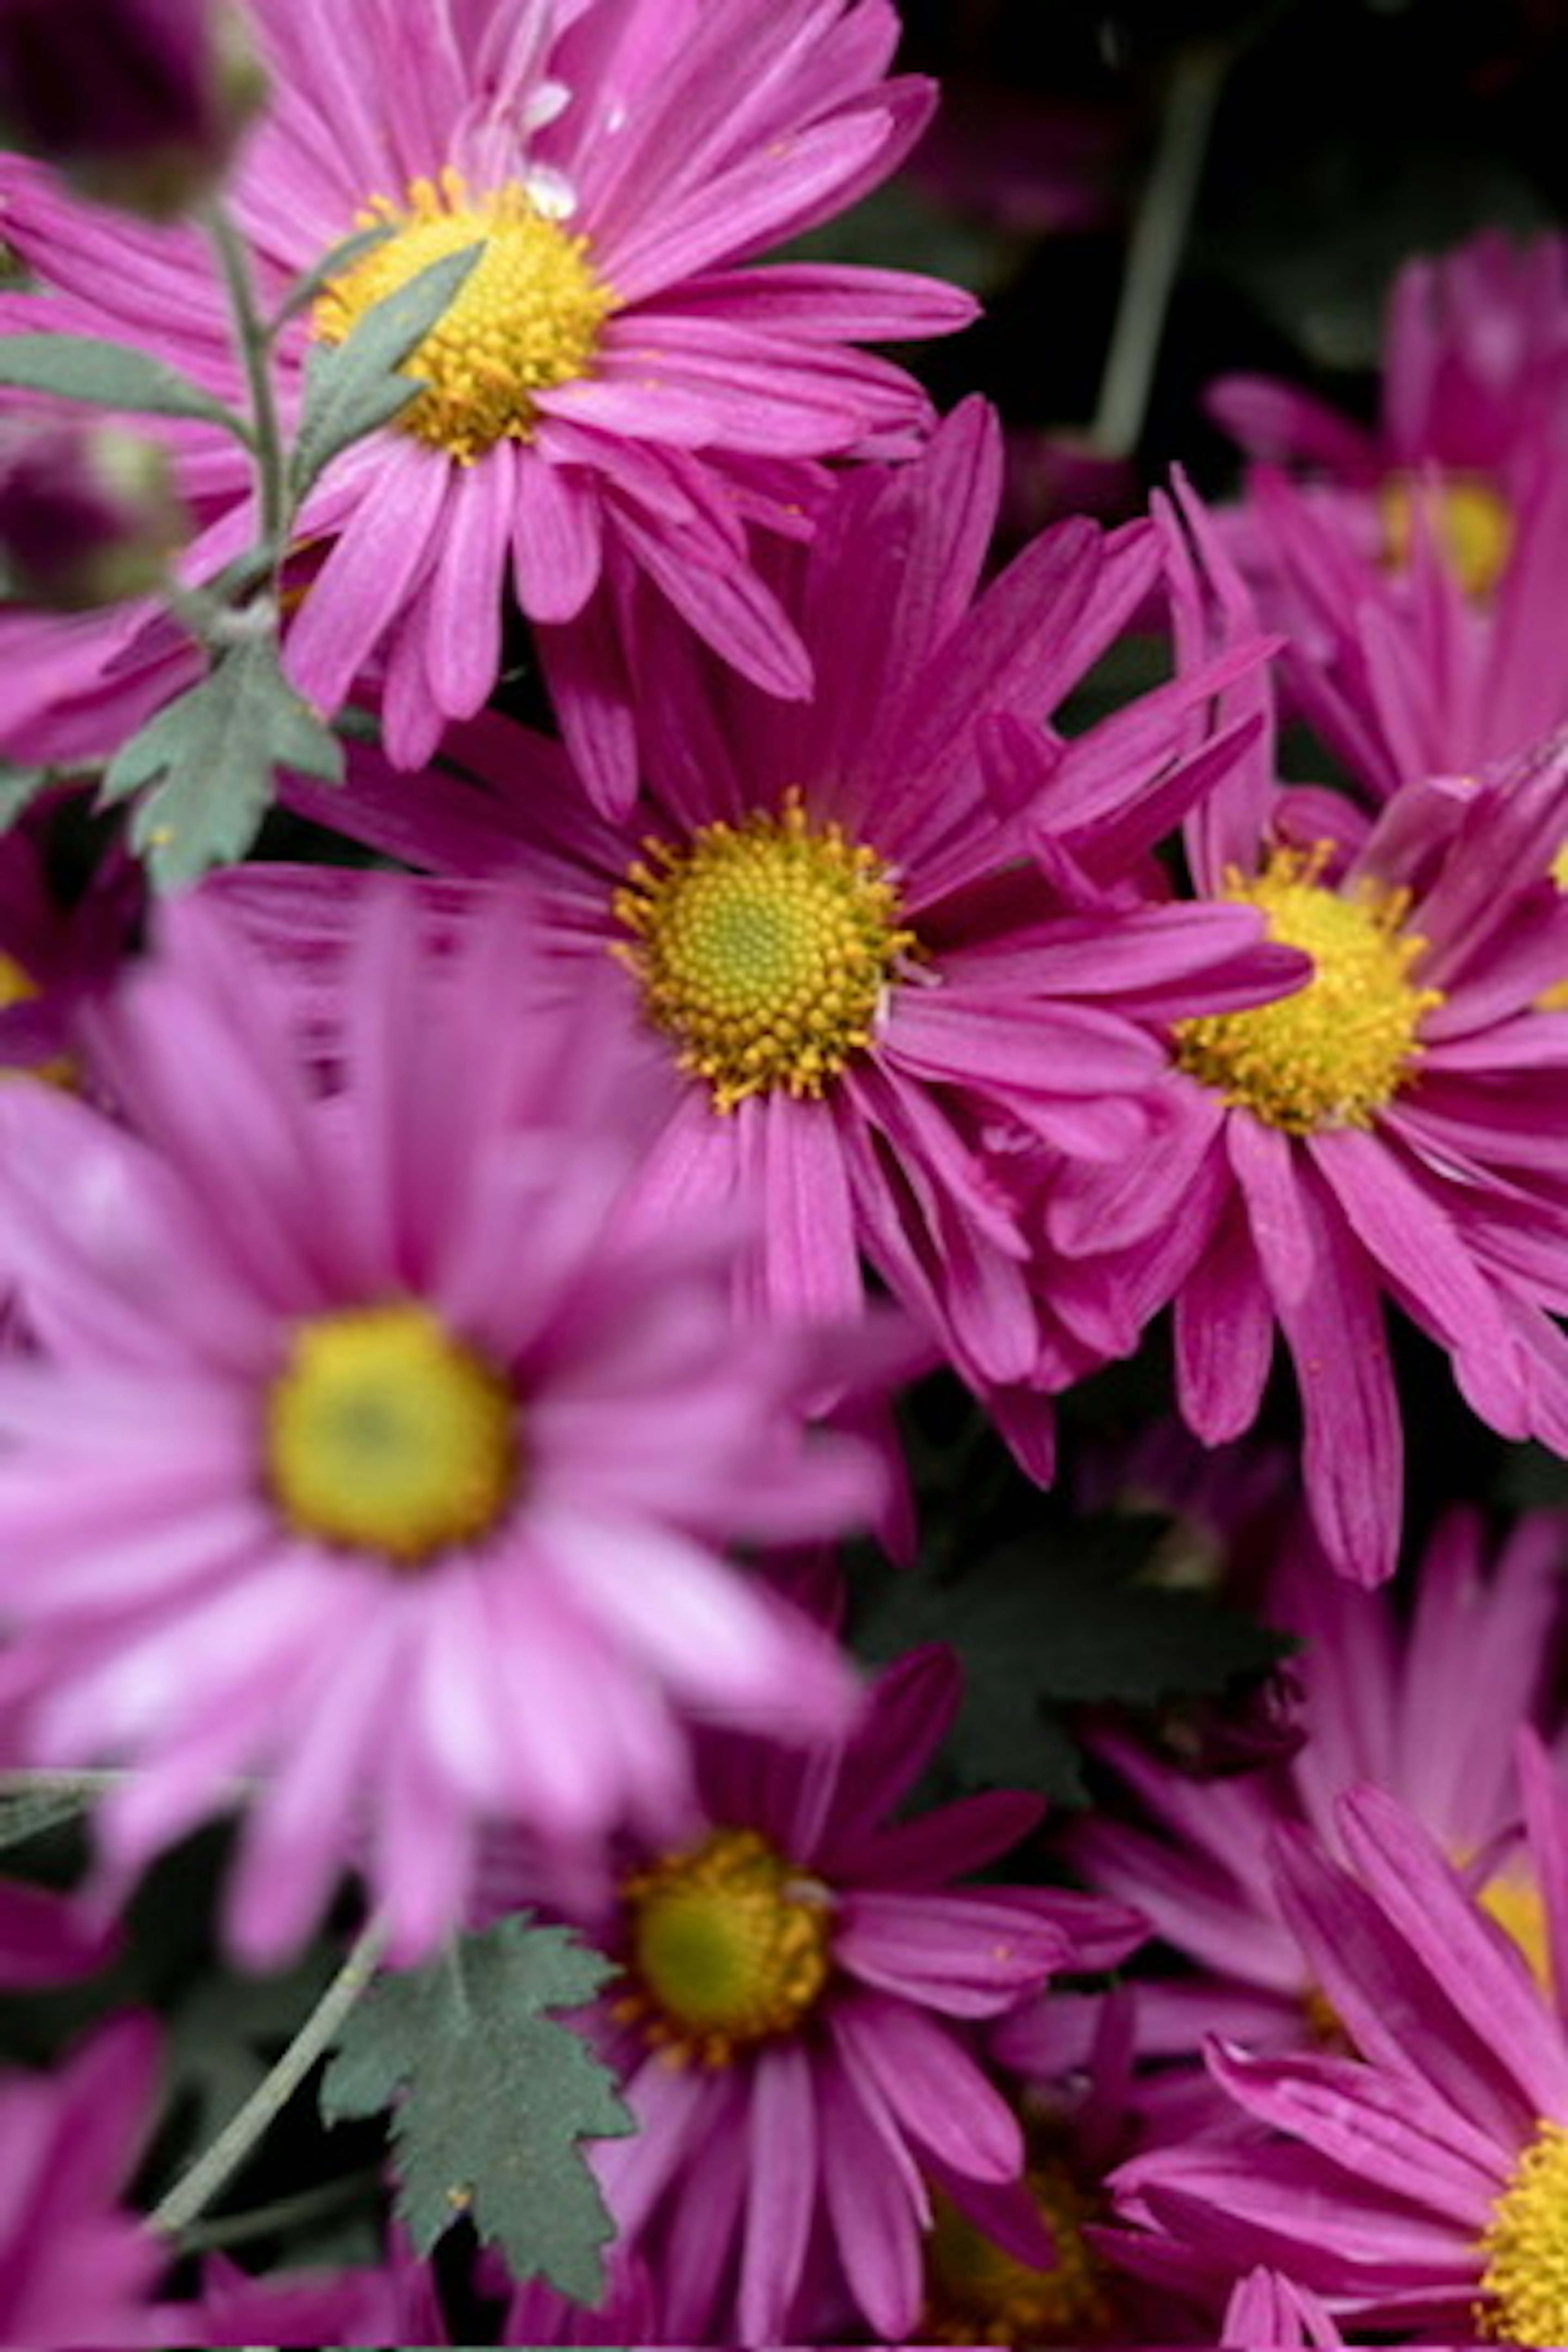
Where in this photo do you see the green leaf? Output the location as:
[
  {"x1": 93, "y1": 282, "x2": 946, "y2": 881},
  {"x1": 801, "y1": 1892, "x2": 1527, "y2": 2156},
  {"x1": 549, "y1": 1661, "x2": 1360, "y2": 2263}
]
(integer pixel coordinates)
[
  {"x1": 319, "y1": 1913, "x2": 632, "y2": 2305},
  {"x1": 0, "y1": 763, "x2": 56, "y2": 830},
  {"x1": 290, "y1": 243, "x2": 482, "y2": 498},
  {"x1": 269, "y1": 221, "x2": 396, "y2": 337},
  {"x1": 857, "y1": 1525, "x2": 1291, "y2": 1805},
  {"x1": 0, "y1": 335, "x2": 249, "y2": 440},
  {"x1": 99, "y1": 635, "x2": 343, "y2": 888}
]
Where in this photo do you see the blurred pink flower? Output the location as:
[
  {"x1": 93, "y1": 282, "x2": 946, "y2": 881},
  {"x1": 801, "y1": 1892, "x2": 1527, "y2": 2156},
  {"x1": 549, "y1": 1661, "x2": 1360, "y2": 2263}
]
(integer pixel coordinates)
[
  {"x1": 0, "y1": 881, "x2": 889, "y2": 1965},
  {"x1": 0, "y1": 2016, "x2": 164, "y2": 2345}
]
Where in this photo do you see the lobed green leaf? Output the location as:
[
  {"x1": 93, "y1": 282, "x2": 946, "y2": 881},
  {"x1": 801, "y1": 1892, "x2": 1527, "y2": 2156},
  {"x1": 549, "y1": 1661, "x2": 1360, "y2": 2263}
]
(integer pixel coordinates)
[
  {"x1": 99, "y1": 635, "x2": 343, "y2": 888},
  {"x1": 319, "y1": 1913, "x2": 633, "y2": 2306}
]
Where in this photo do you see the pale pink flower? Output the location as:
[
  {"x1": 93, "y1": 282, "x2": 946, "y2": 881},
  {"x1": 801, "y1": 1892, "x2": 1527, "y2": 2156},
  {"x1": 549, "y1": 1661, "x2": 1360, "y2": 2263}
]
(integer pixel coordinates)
[{"x1": 0, "y1": 880, "x2": 887, "y2": 1964}]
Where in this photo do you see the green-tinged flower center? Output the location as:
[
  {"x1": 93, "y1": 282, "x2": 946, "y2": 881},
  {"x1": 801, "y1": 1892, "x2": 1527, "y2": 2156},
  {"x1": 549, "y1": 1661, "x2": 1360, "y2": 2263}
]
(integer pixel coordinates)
[
  {"x1": 920, "y1": 2158, "x2": 1119, "y2": 2346},
  {"x1": 612, "y1": 788, "x2": 918, "y2": 1112},
  {"x1": 1379, "y1": 471, "x2": 1512, "y2": 600},
  {"x1": 1173, "y1": 843, "x2": 1443, "y2": 1133},
  {"x1": 312, "y1": 168, "x2": 615, "y2": 462},
  {"x1": 617, "y1": 1827, "x2": 834, "y2": 2066},
  {"x1": 265, "y1": 1301, "x2": 519, "y2": 1566},
  {"x1": 1481, "y1": 2117, "x2": 1568, "y2": 2346}
]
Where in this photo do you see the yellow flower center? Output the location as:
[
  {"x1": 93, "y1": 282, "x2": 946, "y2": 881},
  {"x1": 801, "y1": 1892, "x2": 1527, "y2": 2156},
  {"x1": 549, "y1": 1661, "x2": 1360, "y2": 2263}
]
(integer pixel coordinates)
[
  {"x1": 312, "y1": 168, "x2": 614, "y2": 463},
  {"x1": 1481, "y1": 2118, "x2": 1568, "y2": 2346},
  {"x1": 617, "y1": 1827, "x2": 834, "y2": 2067},
  {"x1": 1173, "y1": 844, "x2": 1443, "y2": 1133},
  {"x1": 1379, "y1": 472, "x2": 1513, "y2": 600},
  {"x1": 920, "y1": 2158, "x2": 1119, "y2": 2346},
  {"x1": 1479, "y1": 1871, "x2": 1552, "y2": 1995},
  {"x1": 1540, "y1": 846, "x2": 1568, "y2": 1011},
  {"x1": 612, "y1": 788, "x2": 917, "y2": 1113},
  {"x1": 0, "y1": 952, "x2": 70, "y2": 1086},
  {"x1": 265, "y1": 1301, "x2": 519, "y2": 1567}
]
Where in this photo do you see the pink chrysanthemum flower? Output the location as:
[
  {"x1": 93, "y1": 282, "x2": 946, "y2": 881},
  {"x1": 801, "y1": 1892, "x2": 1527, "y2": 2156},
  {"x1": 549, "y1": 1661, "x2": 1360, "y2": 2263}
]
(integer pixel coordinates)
[
  {"x1": 1210, "y1": 227, "x2": 1568, "y2": 495},
  {"x1": 1208, "y1": 231, "x2": 1568, "y2": 791},
  {"x1": 497, "y1": 1644, "x2": 1143, "y2": 2345},
  {"x1": 0, "y1": 2015, "x2": 164, "y2": 2345},
  {"x1": 1070, "y1": 1503, "x2": 1568, "y2": 2085},
  {"x1": 0, "y1": 881, "x2": 889, "y2": 1965},
  {"x1": 0, "y1": 0, "x2": 974, "y2": 807},
  {"x1": 1111, "y1": 1751, "x2": 1568, "y2": 2348},
  {"x1": 1038, "y1": 495, "x2": 1568, "y2": 1582},
  {"x1": 268, "y1": 399, "x2": 1300, "y2": 1480}
]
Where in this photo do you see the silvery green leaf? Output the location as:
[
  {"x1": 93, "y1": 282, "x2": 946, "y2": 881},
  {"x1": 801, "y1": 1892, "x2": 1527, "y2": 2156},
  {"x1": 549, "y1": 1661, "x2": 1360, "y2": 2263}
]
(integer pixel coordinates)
[
  {"x1": 269, "y1": 220, "x2": 397, "y2": 336},
  {"x1": 290, "y1": 243, "x2": 481, "y2": 498},
  {"x1": 0, "y1": 336, "x2": 250, "y2": 441},
  {"x1": 0, "y1": 764, "x2": 54, "y2": 829},
  {"x1": 100, "y1": 635, "x2": 343, "y2": 887}
]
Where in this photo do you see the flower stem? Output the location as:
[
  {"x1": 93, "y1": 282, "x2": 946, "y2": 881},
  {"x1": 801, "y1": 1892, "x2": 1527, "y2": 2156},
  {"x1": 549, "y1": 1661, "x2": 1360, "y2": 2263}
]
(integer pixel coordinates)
[
  {"x1": 203, "y1": 198, "x2": 290, "y2": 561},
  {"x1": 1088, "y1": 39, "x2": 1229, "y2": 461},
  {"x1": 174, "y1": 2165, "x2": 386, "y2": 2254},
  {"x1": 148, "y1": 1916, "x2": 389, "y2": 2239}
]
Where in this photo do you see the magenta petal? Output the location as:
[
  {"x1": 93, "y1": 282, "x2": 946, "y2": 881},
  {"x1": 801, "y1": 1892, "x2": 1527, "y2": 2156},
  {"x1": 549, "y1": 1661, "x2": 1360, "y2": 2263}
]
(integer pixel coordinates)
[
  {"x1": 283, "y1": 444, "x2": 447, "y2": 713},
  {"x1": 1204, "y1": 2041, "x2": 1498, "y2": 2226},
  {"x1": 831, "y1": 1993, "x2": 1024, "y2": 2183},
  {"x1": 817, "y1": 2046, "x2": 926, "y2": 2339},
  {"x1": 737, "y1": 2042, "x2": 817, "y2": 2341}
]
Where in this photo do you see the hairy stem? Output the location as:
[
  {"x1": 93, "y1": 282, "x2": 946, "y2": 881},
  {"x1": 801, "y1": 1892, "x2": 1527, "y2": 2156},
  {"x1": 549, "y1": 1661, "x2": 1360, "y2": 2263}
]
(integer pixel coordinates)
[
  {"x1": 203, "y1": 198, "x2": 290, "y2": 559},
  {"x1": 149, "y1": 1916, "x2": 389, "y2": 2238},
  {"x1": 1089, "y1": 40, "x2": 1229, "y2": 460}
]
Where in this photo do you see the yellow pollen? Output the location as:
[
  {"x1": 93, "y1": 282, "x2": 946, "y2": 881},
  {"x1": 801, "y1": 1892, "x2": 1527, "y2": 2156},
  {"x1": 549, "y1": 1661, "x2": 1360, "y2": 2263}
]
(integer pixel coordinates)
[
  {"x1": 1379, "y1": 472, "x2": 1513, "y2": 600},
  {"x1": 1480, "y1": 2117, "x2": 1568, "y2": 2346},
  {"x1": 920, "y1": 2158, "x2": 1119, "y2": 2346},
  {"x1": 1173, "y1": 843, "x2": 1443, "y2": 1134},
  {"x1": 312, "y1": 168, "x2": 614, "y2": 462},
  {"x1": 616, "y1": 1827, "x2": 834, "y2": 2067},
  {"x1": 265, "y1": 1301, "x2": 519, "y2": 1568},
  {"x1": 612, "y1": 788, "x2": 917, "y2": 1112}
]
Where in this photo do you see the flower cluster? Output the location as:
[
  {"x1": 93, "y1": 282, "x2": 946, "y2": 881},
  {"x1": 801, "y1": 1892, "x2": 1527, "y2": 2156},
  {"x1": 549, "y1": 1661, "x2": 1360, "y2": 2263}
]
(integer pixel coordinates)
[{"x1": 3, "y1": 0, "x2": 1568, "y2": 2343}]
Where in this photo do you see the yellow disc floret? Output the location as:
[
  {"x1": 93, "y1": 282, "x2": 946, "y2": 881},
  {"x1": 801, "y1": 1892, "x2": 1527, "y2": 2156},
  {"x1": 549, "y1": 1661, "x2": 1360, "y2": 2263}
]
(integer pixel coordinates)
[
  {"x1": 265, "y1": 1301, "x2": 519, "y2": 1567},
  {"x1": 1542, "y1": 844, "x2": 1568, "y2": 1011},
  {"x1": 618, "y1": 1827, "x2": 834, "y2": 2067},
  {"x1": 1479, "y1": 1871, "x2": 1552, "y2": 1996},
  {"x1": 1481, "y1": 2118, "x2": 1568, "y2": 2346},
  {"x1": 921, "y1": 2157, "x2": 1119, "y2": 2346},
  {"x1": 612, "y1": 788, "x2": 917, "y2": 1112},
  {"x1": 1173, "y1": 843, "x2": 1443, "y2": 1133},
  {"x1": 1380, "y1": 472, "x2": 1513, "y2": 601},
  {"x1": 312, "y1": 169, "x2": 614, "y2": 462}
]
